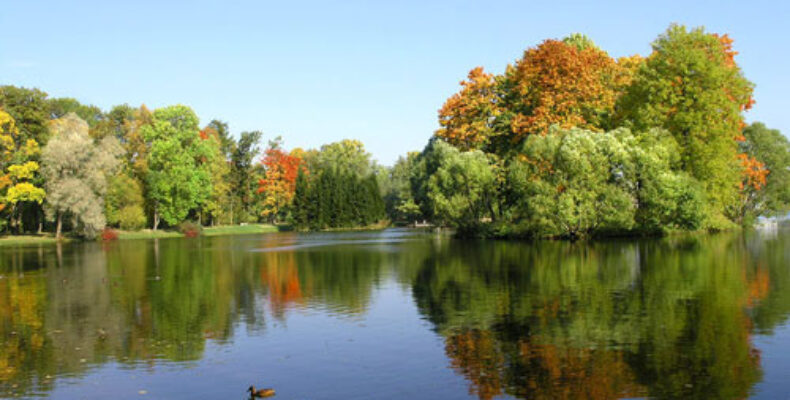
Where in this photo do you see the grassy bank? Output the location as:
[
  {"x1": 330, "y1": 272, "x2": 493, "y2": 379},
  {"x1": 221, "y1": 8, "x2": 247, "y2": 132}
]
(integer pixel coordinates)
[
  {"x1": 202, "y1": 224, "x2": 282, "y2": 236},
  {"x1": 0, "y1": 234, "x2": 71, "y2": 247},
  {"x1": 0, "y1": 224, "x2": 286, "y2": 246},
  {"x1": 117, "y1": 224, "x2": 284, "y2": 240}
]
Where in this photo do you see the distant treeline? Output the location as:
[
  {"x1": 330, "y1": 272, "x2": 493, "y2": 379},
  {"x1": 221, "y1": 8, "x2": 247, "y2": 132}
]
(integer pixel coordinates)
[{"x1": 0, "y1": 89, "x2": 385, "y2": 238}]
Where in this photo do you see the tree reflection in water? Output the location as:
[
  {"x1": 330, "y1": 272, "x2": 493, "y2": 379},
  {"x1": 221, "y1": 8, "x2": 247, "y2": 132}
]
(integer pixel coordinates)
[{"x1": 0, "y1": 229, "x2": 788, "y2": 399}]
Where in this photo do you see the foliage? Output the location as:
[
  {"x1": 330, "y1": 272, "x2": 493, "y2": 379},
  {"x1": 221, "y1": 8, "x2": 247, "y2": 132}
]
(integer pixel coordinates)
[
  {"x1": 0, "y1": 86, "x2": 51, "y2": 146},
  {"x1": 105, "y1": 173, "x2": 146, "y2": 230},
  {"x1": 117, "y1": 204, "x2": 146, "y2": 230},
  {"x1": 291, "y1": 140, "x2": 384, "y2": 230},
  {"x1": 101, "y1": 227, "x2": 119, "y2": 241},
  {"x1": 436, "y1": 67, "x2": 501, "y2": 151},
  {"x1": 178, "y1": 221, "x2": 202, "y2": 237},
  {"x1": 42, "y1": 113, "x2": 122, "y2": 238},
  {"x1": 0, "y1": 109, "x2": 45, "y2": 232},
  {"x1": 230, "y1": 130, "x2": 263, "y2": 222},
  {"x1": 426, "y1": 141, "x2": 497, "y2": 231},
  {"x1": 311, "y1": 139, "x2": 374, "y2": 176},
  {"x1": 383, "y1": 153, "x2": 424, "y2": 224},
  {"x1": 617, "y1": 25, "x2": 754, "y2": 225},
  {"x1": 257, "y1": 137, "x2": 304, "y2": 223},
  {"x1": 47, "y1": 97, "x2": 105, "y2": 135},
  {"x1": 738, "y1": 122, "x2": 790, "y2": 220},
  {"x1": 506, "y1": 127, "x2": 705, "y2": 238},
  {"x1": 436, "y1": 36, "x2": 634, "y2": 155},
  {"x1": 142, "y1": 105, "x2": 212, "y2": 228},
  {"x1": 199, "y1": 124, "x2": 232, "y2": 225}
]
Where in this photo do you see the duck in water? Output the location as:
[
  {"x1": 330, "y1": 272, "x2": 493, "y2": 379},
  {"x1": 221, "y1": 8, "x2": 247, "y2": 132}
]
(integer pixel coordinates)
[{"x1": 248, "y1": 385, "x2": 275, "y2": 398}]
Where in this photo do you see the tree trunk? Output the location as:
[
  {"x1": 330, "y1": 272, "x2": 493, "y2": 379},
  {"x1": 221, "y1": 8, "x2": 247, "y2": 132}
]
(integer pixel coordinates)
[
  {"x1": 56, "y1": 213, "x2": 62, "y2": 240},
  {"x1": 153, "y1": 211, "x2": 160, "y2": 231}
]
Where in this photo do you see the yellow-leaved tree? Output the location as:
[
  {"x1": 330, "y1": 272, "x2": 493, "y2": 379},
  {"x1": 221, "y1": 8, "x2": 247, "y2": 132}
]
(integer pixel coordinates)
[{"x1": 0, "y1": 109, "x2": 45, "y2": 233}]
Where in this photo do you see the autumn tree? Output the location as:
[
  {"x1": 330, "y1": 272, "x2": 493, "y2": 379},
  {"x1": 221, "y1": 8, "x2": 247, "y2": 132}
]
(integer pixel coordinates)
[
  {"x1": 42, "y1": 113, "x2": 121, "y2": 238},
  {"x1": 436, "y1": 36, "x2": 633, "y2": 155},
  {"x1": 0, "y1": 110, "x2": 45, "y2": 232},
  {"x1": 141, "y1": 105, "x2": 212, "y2": 229},
  {"x1": 618, "y1": 25, "x2": 754, "y2": 227},
  {"x1": 257, "y1": 137, "x2": 303, "y2": 223},
  {"x1": 436, "y1": 67, "x2": 502, "y2": 151}
]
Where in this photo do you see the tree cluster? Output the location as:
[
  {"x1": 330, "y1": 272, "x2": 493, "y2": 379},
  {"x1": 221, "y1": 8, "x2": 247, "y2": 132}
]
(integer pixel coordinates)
[
  {"x1": 288, "y1": 140, "x2": 385, "y2": 230},
  {"x1": 382, "y1": 25, "x2": 790, "y2": 237}
]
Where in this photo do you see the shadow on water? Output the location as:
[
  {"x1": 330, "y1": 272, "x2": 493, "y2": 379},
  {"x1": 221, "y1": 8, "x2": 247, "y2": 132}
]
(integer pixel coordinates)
[{"x1": 0, "y1": 228, "x2": 789, "y2": 399}]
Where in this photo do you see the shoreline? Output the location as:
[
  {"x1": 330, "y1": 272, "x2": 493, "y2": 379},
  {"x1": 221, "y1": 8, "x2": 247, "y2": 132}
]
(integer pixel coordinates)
[
  {"x1": 0, "y1": 224, "x2": 285, "y2": 247},
  {"x1": 2, "y1": 221, "x2": 785, "y2": 248}
]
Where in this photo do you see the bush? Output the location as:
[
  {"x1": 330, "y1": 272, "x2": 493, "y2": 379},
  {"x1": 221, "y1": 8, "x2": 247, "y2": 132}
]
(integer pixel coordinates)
[
  {"x1": 178, "y1": 221, "x2": 202, "y2": 238},
  {"x1": 118, "y1": 205, "x2": 146, "y2": 230},
  {"x1": 101, "y1": 228, "x2": 119, "y2": 241}
]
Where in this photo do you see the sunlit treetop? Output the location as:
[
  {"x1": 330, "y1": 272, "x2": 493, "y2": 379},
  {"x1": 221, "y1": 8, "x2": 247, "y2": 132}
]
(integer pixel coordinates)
[{"x1": 436, "y1": 36, "x2": 634, "y2": 154}]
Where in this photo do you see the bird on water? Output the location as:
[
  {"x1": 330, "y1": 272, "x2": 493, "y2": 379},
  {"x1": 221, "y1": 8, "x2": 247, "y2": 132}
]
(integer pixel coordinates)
[{"x1": 248, "y1": 385, "x2": 275, "y2": 398}]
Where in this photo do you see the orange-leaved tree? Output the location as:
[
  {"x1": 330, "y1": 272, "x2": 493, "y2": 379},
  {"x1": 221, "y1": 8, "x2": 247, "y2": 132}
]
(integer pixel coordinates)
[
  {"x1": 436, "y1": 35, "x2": 634, "y2": 155},
  {"x1": 257, "y1": 138, "x2": 304, "y2": 223}
]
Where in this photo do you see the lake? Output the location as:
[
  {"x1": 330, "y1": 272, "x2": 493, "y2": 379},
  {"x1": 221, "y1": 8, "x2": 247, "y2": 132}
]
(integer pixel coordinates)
[{"x1": 1, "y1": 228, "x2": 789, "y2": 399}]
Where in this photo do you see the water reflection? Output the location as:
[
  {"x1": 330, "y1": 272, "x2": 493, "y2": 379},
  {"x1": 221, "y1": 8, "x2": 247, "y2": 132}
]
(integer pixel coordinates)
[{"x1": 0, "y1": 229, "x2": 788, "y2": 399}]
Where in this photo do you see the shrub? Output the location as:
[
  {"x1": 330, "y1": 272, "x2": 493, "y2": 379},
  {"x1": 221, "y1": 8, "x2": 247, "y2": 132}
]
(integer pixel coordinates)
[
  {"x1": 118, "y1": 205, "x2": 147, "y2": 230},
  {"x1": 178, "y1": 221, "x2": 202, "y2": 238},
  {"x1": 101, "y1": 228, "x2": 119, "y2": 241}
]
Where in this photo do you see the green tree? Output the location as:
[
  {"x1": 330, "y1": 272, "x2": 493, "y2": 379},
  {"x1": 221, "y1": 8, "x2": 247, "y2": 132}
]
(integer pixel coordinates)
[
  {"x1": 199, "y1": 124, "x2": 231, "y2": 225},
  {"x1": 313, "y1": 139, "x2": 373, "y2": 176},
  {"x1": 141, "y1": 105, "x2": 212, "y2": 229},
  {"x1": 42, "y1": 113, "x2": 121, "y2": 238},
  {"x1": 739, "y1": 122, "x2": 790, "y2": 219},
  {"x1": 230, "y1": 130, "x2": 262, "y2": 222},
  {"x1": 47, "y1": 98, "x2": 105, "y2": 132},
  {"x1": 618, "y1": 25, "x2": 754, "y2": 228},
  {"x1": 206, "y1": 119, "x2": 235, "y2": 158},
  {"x1": 508, "y1": 127, "x2": 705, "y2": 238},
  {"x1": 290, "y1": 168, "x2": 310, "y2": 228},
  {"x1": 427, "y1": 141, "x2": 497, "y2": 233},
  {"x1": 105, "y1": 173, "x2": 146, "y2": 230},
  {"x1": 384, "y1": 153, "x2": 424, "y2": 224},
  {"x1": 0, "y1": 86, "x2": 51, "y2": 146}
]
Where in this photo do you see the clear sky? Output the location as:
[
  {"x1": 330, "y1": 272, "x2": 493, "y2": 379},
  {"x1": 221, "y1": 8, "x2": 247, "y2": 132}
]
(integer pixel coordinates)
[{"x1": 2, "y1": 0, "x2": 788, "y2": 165}]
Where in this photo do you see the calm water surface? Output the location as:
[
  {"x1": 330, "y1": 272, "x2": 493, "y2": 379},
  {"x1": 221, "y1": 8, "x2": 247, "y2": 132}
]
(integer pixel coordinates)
[{"x1": 1, "y1": 228, "x2": 789, "y2": 399}]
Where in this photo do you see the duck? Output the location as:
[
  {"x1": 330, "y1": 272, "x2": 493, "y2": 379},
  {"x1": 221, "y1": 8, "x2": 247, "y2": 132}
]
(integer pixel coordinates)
[{"x1": 248, "y1": 385, "x2": 275, "y2": 398}]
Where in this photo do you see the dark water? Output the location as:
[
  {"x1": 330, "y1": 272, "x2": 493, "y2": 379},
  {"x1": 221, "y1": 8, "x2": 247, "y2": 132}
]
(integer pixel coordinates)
[{"x1": 1, "y1": 228, "x2": 789, "y2": 399}]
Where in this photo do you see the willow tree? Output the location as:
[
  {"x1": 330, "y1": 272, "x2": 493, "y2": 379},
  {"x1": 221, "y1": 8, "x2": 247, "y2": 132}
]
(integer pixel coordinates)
[{"x1": 42, "y1": 113, "x2": 121, "y2": 238}]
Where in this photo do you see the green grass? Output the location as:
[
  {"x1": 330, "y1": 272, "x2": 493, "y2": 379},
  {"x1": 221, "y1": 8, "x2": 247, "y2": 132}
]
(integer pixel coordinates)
[
  {"x1": 0, "y1": 234, "x2": 71, "y2": 247},
  {"x1": 202, "y1": 224, "x2": 282, "y2": 236},
  {"x1": 0, "y1": 224, "x2": 285, "y2": 246},
  {"x1": 114, "y1": 224, "x2": 284, "y2": 240},
  {"x1": 116, "y1": 230, "x2": 183, "y2": 240}
]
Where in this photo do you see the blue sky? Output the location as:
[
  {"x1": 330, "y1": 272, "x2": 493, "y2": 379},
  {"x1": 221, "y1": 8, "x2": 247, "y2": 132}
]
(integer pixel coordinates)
[{"x1": 2, "y1": 0, "x2": 788, "y2": 165}]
